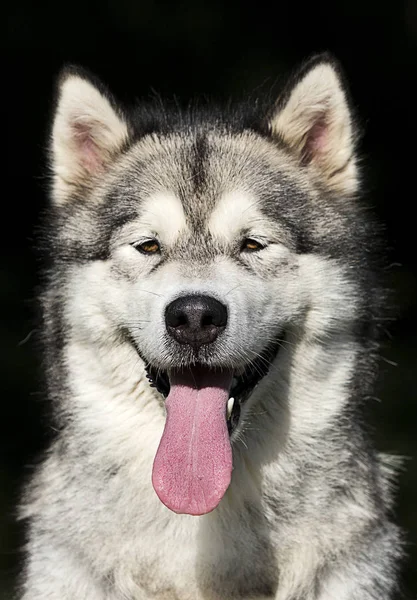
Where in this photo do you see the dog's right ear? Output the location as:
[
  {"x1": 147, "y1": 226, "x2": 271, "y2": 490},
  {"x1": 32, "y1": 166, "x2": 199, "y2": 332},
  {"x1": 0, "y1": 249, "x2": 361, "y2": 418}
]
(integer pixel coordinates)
[{"x1": 50, "y1": 68, "x2": 130, "y2": 205}]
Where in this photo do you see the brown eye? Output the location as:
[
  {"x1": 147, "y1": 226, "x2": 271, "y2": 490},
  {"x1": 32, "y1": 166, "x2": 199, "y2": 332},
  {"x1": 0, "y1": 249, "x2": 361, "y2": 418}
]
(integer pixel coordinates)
[
  {"x1": 134, "y1": 240, "x2": 161, "y2": 255},
  {"x1": 241, "y1": 238, "x2": 266, "y2": 252}
]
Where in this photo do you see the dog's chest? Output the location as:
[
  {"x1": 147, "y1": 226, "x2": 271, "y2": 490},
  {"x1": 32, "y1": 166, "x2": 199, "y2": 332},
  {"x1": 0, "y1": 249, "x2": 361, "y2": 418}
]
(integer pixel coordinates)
[
  {"x1": 128, "y1": 551, "x2": 278, "y2": 600},
  {"x1": 113, "y1": 503, "x2": 278, "y2": 600}
]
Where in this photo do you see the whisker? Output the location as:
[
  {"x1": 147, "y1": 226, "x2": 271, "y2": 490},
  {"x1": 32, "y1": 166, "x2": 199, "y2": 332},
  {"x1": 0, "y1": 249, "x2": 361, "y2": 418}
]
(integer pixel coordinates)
[
  {"x1": 137, "y1": 288, "x2": 164, "y2": 298},
  {"x1": 225, "y1": 284, "x2": 241, "y2": 297}
]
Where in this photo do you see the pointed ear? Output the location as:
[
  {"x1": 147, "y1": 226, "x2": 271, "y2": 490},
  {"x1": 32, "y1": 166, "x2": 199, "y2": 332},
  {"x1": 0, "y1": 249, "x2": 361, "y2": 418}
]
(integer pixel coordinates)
[
  {"x1": 268, "y1": 55, "x2": 359, "y2": 195},
  {"x1": 51, "y1": 68, "x2": 130, "y2": 204}
]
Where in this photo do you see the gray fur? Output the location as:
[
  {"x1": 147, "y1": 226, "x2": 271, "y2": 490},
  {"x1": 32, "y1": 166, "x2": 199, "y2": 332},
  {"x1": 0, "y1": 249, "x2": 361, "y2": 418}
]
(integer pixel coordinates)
[{"x1": 19, "y1": 54, "x2": 402, "y2": 599}]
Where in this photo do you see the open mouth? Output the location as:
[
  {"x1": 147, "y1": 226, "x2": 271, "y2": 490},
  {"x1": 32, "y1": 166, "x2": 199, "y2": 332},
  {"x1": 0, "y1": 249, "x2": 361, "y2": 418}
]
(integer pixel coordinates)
[
  {"x1": 145, "y1": 339, "x2": 281, "y2": 436},
  {"x1": 144, "y1": 339, "x2": 282, "y2": 516}
]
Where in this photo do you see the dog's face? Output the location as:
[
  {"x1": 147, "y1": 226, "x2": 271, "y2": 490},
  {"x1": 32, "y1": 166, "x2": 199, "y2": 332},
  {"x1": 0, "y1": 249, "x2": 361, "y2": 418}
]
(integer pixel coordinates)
[
  {"x1": 48, "y1": 55, "x2": 363, "y2": 515},
  {"x1": 80, "y1": 134, "x2": 305, "y2": 368}
]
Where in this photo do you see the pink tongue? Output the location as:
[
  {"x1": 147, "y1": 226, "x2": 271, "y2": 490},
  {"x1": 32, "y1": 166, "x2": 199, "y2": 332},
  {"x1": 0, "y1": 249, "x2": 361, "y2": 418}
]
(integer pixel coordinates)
[{"x1": 152, "y1": 368, "x2": 233, "y2": 516}]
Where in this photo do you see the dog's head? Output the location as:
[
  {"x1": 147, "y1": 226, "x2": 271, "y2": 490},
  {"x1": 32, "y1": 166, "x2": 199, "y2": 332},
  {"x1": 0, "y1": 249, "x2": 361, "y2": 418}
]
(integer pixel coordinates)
[{"x1": 47, "y1": 55, "x2": 372, "y2": 515}]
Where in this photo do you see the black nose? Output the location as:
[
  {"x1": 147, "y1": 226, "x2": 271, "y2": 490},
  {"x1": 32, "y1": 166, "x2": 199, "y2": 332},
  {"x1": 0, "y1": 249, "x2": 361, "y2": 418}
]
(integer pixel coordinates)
[{"x1": 165, "y1": 295, "x2": 228, "y2": 347}]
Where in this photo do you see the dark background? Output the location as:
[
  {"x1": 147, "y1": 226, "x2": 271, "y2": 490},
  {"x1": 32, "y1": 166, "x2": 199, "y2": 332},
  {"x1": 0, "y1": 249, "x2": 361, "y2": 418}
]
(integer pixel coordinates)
[{"x1": 3, "y1": 1, "x2": 417, "y2": 598}]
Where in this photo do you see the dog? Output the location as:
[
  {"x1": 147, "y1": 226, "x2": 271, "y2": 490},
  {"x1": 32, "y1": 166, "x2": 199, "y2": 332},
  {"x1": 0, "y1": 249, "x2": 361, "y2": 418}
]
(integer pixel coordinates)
[{"x1": 19, "y1": 54, "x2": 402, "y2": 599}]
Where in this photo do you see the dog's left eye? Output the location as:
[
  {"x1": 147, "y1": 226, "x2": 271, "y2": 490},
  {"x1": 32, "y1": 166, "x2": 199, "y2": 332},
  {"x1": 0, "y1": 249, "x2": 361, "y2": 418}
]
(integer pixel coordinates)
[
  {"x1": 132, "y1": 239, "x2": 161, "y2": 255},
  {"x1": 241, "y1": 238, "x2": 266, "y2": 252}
]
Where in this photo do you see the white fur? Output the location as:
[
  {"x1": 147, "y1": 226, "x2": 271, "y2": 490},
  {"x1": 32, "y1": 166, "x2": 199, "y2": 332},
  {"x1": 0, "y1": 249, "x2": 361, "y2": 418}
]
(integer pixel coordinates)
[
  {"x1": 208, "y1": 190, "x2": 260, "y2": 238},
  {"x1": 135, "y1": 191, "x2": 188, "y2": 245}
]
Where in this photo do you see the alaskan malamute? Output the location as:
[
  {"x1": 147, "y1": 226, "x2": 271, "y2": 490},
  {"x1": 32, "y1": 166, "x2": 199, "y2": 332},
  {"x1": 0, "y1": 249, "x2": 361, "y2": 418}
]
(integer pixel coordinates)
[{"x1": 19, "y1": 54, "x2": 402, "y2": 599}]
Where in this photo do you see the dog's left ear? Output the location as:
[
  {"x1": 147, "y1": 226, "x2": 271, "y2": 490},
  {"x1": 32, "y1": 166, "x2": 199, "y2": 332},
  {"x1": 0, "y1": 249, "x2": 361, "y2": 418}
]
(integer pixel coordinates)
[{"x1": 268, "y1": 54, "x2": 358, "y2": 195}]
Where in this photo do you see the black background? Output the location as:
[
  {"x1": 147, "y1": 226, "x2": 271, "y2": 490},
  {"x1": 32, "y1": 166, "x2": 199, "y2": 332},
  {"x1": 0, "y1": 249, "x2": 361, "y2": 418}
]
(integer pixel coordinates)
[{"x1": 3, "y1": 1, "x2": 417, "y2": 598}]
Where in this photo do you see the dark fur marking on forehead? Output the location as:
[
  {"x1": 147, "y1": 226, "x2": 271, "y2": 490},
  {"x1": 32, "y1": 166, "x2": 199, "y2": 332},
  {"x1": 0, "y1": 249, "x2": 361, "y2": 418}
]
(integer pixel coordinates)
[
  {"x1": 170, "y1": 229, "x2": 220, "y2": 263},
  {"x1": 190, "y1": 132, "x2": 209, "y2": 195},
  {"x1": 179, "y1": 132, "x2": 215, "y2": 230}
]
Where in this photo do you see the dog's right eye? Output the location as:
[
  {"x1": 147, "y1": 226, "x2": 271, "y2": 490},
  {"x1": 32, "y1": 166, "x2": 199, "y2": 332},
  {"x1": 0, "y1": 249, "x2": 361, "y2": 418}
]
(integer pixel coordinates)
[
  {"x1": 131, "y1": 240, "x2": 161, "y2": 255},
  {"x1": 240, "y1": 238, "x2": 266, "y2": 252}
]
